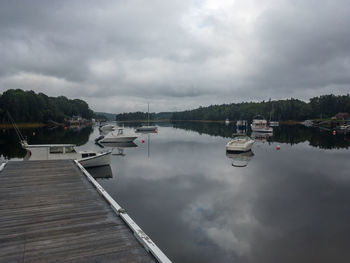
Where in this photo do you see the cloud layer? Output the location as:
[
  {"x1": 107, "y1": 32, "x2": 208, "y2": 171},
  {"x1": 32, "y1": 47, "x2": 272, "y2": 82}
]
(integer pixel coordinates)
[{"x1": 1, "y1": 0, "x2": 349, "y2": 112}]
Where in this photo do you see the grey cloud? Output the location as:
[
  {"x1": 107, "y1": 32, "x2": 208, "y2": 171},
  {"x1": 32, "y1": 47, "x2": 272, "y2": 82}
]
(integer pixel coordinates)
[{"x1": 0, "y1": 0, "x2": 349, "y2": 112}]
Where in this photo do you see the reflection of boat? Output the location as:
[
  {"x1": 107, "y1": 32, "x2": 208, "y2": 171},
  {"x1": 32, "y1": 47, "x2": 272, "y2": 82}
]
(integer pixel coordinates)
[
  {"x1": 135, "y1": 126, "x2": 157, "y2": 132},
  {"x1": 226, "y1": 134, "x2": 254, "y2": 152},
  {"x1": 100, "y1": 142, "x2": 138, "y2": 156},
  {"x1": 336, "y1": 124, "x2": 350, "y2": 133},
  {"x1": 135, "y1": 103, "x2": 157, "y2": 132},
  {"x1": 100, "y1": 142, "x2": 138, "y2": 148},
  {"x1": 99, "y1": 128, "x2": 138, "y2": 143},
  {"x1": 251, "y1": 116, "x2": 273, "y2": 133},
  {"x1": 21, "y1": 140, "x2": 111, "y2": 168},
  {"x1": 86, "y1": 165, "x2": 113, "y2": 179},
  {"x1": 251, "y1": 131, "x2": 273, "y2": 142},
  {"x1": 226, "y1": 150, "x2": 254, "y2": 167}
]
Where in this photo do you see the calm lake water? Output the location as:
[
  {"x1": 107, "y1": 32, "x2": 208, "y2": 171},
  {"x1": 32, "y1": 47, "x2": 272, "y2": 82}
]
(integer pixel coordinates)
[{"x1": 1, "y1": 122, "x2": 350, "y2": 262}]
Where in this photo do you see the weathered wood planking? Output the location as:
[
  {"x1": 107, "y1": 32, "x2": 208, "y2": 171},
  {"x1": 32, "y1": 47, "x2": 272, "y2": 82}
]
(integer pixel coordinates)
[{"x1": 0, "y1": 160, "x2": 157, "y2": 263}]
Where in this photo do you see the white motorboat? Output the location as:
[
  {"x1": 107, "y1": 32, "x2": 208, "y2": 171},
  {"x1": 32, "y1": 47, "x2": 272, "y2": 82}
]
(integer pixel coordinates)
[
  {"x1": 226, "y1": 134, "x2": 254, "y2": 152},
  {"x1": 21, "y1": 140, "x2": 111, "y2": 168},
  {"x1": 251, "y1": 116, "x2": 273, "y2": 133},
  {"x1": 99, "y1": 128, "x2": 138, "y2": 143}
]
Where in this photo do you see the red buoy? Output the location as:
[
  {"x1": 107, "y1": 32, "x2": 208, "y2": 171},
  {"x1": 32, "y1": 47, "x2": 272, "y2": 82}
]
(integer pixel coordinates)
[
  {"x1": 142, "y1": 139, "x2": 145, "y2": 144},
  {"x1": 332, "y1": 130, "x2": 336, "y2": 135},
  {"x1": 276, "y1": 145, "x2": 281, "y2": 150}
]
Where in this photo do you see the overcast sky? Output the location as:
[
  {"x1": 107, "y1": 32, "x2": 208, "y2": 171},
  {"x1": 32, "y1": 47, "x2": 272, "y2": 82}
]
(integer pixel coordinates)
[{"x1": 0, "y1": 0, "x2": 349, "y2": 113}]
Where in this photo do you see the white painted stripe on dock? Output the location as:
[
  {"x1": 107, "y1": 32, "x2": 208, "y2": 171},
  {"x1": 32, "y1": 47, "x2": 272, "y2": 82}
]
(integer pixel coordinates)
[{"x1": 74, "y1": 160, "x2": 172, "y2": 263}]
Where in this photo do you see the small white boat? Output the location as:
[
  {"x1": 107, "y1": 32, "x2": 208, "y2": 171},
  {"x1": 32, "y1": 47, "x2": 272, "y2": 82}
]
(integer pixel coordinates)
[
  {"x1": 301, "y1": 120, "x2": 314, "y2": 127},
  {"x1": 135, "y1": 103, "x2": 157, "y2": 133},
  {"x1": 21, "y1": 140, "x2": 111, "y2": 168},
  {"x1": 99, "y1": 124, "x2": 115, "y2": 132},
  {"x1": 225, "y1": 118, "x2": 230, "y2": 125},
  {"x1": 226, "y1": 134, "x2": 254, "y2": 152},
  {"x1": 251, "y1": 116, "x2": 273, "y2": 133},
  {"x1": 269, "y1": 121, "x2": 279, "y2": 127},
  {"x1": 99, "y1": 128, "x2": 138, "y2": 143}
]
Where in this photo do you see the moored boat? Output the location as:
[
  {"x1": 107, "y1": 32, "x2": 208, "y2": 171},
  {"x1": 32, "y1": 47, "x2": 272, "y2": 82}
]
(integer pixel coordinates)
[
  {"x1": 21, "y1": 140, "x2": 111, "y2": 168},
  {"x1": 99, "y1": 128, "x2": 138, "y2": 143},
  {"x1": 135, "y1": 103, "x2": 157, "y2": 133},
  {"x1": 226, "y1": 134, "x2": 254, "y2": 152},
  {"x1": 251, "y1": 116, "x2": 273, "y2": 133}
]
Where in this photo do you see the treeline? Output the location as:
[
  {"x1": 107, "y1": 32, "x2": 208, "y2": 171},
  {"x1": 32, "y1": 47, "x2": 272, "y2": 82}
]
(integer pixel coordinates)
[
  {"x1": 116, "y1": 111, "x2": 173, "y2": 121},
  {"x1": 172, "y1": 94, "x2": 350, "y2": 121},
  {"x1": 0, "y1": 89, "x2": 94, "y2": 123}
]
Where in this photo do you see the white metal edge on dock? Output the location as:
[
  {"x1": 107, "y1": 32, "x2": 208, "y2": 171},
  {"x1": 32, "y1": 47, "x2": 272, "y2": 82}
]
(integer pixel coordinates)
[
  {"x1": 74, "y1": 160, "x2": 172, "y2": 263},
  {"x1": 0, "y1": 162, "x2": 7, "y2": 172}
]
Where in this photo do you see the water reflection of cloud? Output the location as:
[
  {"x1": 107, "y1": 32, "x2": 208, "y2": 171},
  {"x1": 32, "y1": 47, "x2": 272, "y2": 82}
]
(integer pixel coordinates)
[{"x1": 96, "y1": 125, "x2": 350, "y2": 263}]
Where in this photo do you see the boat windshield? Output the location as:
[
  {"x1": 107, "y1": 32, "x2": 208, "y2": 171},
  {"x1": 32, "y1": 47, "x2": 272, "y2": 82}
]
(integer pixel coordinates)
[
  {"x1": 65, "y1": 146, "x2": 76, "y2": 153},
  {"x1": 232, "y1": 135, "x2": 248, "y2": 140},
  {"x1": 50, "y1": 146, "x2": 64, "y2": 154}
]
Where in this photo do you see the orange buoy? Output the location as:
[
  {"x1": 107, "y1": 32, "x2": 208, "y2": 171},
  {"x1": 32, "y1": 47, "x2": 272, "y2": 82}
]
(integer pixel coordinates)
[{"x1": 276, "y1": 145, "x2": 281, "y2": 150}]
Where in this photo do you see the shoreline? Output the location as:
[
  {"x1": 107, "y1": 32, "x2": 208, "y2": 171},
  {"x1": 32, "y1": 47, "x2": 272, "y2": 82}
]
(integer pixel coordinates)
[{"x1": 117, "y1": 119, "x2": 304, "y2": 124}]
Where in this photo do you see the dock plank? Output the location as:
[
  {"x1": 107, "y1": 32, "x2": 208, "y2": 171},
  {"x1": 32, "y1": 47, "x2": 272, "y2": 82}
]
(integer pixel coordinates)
[{"x1": 0, "y1": 160, "x2": 156, "y2": 263}]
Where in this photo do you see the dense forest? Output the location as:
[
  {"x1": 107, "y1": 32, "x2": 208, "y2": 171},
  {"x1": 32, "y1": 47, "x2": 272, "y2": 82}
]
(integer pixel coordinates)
[
  {"x1": 0, "y1": 89, "x2": 94, "y2": 123},
  {"x1": 171, "y1": 95, "x2": 350, "y2": 121},
  {"x1": 116, "y1": 111, "x2": 173, "y2": 121},
  {"x1": 116, "y1": 94, "x2": 350, "y2": 121}
]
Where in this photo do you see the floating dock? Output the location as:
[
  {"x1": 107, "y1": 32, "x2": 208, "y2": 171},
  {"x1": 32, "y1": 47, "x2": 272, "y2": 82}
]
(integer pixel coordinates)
[{"x1": 0, "y1": 160, "x2": 170, "y2": 263}]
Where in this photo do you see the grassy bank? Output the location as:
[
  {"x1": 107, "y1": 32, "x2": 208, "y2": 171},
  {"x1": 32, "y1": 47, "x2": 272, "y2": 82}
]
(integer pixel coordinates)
[{"x1": 0, "y1": 123, "x2": 47, "y2": 129}]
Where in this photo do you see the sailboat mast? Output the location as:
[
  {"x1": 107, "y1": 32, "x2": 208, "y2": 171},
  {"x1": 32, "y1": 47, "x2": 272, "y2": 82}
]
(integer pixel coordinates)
[{"x1": 147, "y1": 103, "x2": 150, "y2": 126}]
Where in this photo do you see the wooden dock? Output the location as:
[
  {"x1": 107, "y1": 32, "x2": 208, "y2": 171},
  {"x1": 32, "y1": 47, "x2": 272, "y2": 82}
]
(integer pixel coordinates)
[{"x1": 0, "y1": 160, "x2": 168, "y2": 263}]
